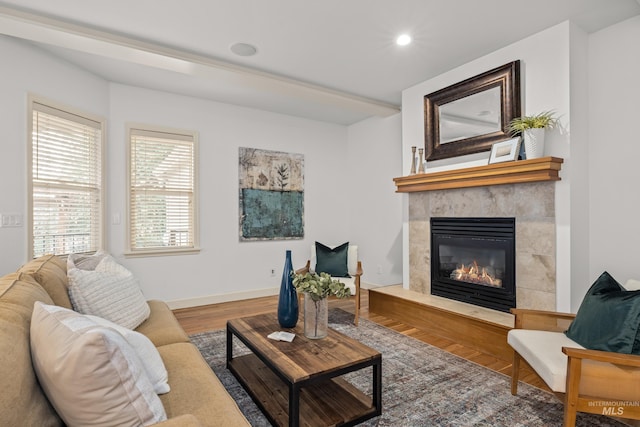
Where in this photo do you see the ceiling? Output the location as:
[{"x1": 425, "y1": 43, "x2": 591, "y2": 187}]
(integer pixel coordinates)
[{"x1": 1, "y1": 0, "x2": 639, "y2": 125}]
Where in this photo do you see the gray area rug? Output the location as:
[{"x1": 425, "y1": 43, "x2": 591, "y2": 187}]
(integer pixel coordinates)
[{"x1": 190, "y1": 309, "x2": 627, "y2": 426}]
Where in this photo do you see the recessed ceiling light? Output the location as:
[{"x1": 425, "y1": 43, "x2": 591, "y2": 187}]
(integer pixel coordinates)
[
  {"x1": 230, "y1": 42, "x2": 257, "y2": 57},
  {"x1": 396, "y1": 34, "x2": 412, "y2": 46}
]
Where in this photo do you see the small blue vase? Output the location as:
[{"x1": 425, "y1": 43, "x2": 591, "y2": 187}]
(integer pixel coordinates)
[{"x1": 277, "y1": 250, "x2": 298, "y2": 328}]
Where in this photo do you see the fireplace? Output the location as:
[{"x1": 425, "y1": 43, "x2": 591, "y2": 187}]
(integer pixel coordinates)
[{"x1": 430, "y1": 217, "x2": 515, "y2": 312}]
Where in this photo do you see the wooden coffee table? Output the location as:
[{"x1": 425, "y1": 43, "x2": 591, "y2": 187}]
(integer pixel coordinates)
[{"x1": 226, "y1": 313, "x2": 382, "y2": 427}]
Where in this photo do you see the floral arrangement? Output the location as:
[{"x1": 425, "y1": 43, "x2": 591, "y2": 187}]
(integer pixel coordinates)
[{"x1": 292, "y1": 271, "x2": 351, "y2": 301}]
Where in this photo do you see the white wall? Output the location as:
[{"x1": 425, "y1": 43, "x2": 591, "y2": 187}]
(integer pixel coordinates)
[
  {"x1": 108, "y1": 84, "x2": 353, "y2": 305},
  {"x1": 347, "y1": 115, "x2": 403, "y2": 286},
  {"x1": 568, "y1": 23, "x2": 590, "y2": 310},
  {"x1": 0, "y1": 36, "x2": 109, "y2": 272},
  {"x1": 588, "y1": 16, "x2": 640, "y2": 288},
  {"x1": 0, "y1": 33, "x2": 405, "y2": 309},
  {"x1": 400, "y1": 22, "x2": 586, "y2": 311}
]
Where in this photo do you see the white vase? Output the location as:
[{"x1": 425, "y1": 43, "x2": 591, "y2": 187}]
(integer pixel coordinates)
[{"x1": 523, "y1": 128, "x2": 545, "y2": 159}]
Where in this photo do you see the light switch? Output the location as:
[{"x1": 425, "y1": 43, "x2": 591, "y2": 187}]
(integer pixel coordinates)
[{"x1": 0, "y1": 213, "x2": 23, "y2": 228}]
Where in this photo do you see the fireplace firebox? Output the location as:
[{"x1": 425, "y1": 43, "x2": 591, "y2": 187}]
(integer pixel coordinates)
[{"x1": 430, "y1": 217, "x2": 515, "y2": 312}]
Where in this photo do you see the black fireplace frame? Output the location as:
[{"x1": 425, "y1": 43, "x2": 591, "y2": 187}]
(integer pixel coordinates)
[{"x1": 430, "y1": 217, "x2": 516, "y2": 312}]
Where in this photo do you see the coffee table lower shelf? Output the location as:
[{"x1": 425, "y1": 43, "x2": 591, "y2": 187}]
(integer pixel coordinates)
[{"x1": 229, "y1": 353, "x2": 377, "y2": 427}]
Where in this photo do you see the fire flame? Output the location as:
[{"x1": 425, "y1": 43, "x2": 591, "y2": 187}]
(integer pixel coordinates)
[{"x1": 451, "y1": 260, "x2": 502, "y2": 287}]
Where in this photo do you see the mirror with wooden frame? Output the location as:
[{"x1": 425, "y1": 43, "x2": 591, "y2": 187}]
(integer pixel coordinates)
[{"x1": 424, "y1": 61, "x2": 521, "y2": 161}]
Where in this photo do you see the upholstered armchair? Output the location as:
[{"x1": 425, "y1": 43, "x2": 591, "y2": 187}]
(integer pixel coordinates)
[
  {"x1": 296, "y1": 242, "x2": 363, "y2": 325},
  {"x1": 508, "y1": 276, "x2": 640, "y2": 426}
]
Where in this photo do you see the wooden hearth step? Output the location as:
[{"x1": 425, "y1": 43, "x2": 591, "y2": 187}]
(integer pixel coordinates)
[{"x1": 368, "y1": 285, "x2": 514, "y2": 362}]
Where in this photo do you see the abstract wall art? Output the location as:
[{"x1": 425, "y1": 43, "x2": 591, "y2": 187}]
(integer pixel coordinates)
[{"x1": 239, "y1": 147, "x2": 304, "y2": 240}]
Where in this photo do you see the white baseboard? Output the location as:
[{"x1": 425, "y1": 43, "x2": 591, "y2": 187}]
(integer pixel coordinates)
[
  {"x1": 166, "y1": 286, "x2": 280, "y2": 310},
  {"x1": 361, "y1": 281, "x2": 401, "y2": 290},
  {"x1": 166, "y1": 282, "x2": 401, "y2": 310}
]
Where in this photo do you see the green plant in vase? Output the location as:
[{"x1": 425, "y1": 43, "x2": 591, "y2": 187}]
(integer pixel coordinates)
[
  {"x1": 508, "y1": 111, "x2": 558, "y2": 159},
  {"x1": 292, "y1": 271, "x2": 351, "y2": 339},
  {"x1": 507, "y1": 110, "x2": 558, "y2": 134}
]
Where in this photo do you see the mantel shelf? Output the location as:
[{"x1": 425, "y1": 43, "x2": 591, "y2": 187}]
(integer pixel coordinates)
[{"x1": 394, "y1": 157, "x2": 564, "y2": 193}]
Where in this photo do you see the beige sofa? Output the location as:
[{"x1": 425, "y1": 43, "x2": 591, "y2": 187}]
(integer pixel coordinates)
[{"x1": 0, "y1": 254, "x2": 250, "y2": 426}]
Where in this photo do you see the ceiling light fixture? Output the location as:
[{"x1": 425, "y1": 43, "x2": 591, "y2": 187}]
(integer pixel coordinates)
[
  {"x1": 396, "y1": 34, "x2": 412, "y2": 46},
  {"x1": 230, "y1": 42, "x2": 257, "y2": 57}
]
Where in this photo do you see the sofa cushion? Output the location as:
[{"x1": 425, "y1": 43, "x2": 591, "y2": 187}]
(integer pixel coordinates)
[
  {"x1": 18, "y1": 254, "x2": 72, "y2": 308},
  {"x1": 157, "y1": 342, "x2": 250, "y2": 426},
  {"x1": 314, "y1": 241, "x2": 350, "y2": 277},
  {"x1": 136, "y1": 300, "x2": 191, "y2": 347},
  {"x1": 87, "y1": 314, "x2": 170, "y2": 394},
  {"x1": 30, "y1": 302, "x2": 167, "y2": 427},
  {"x1": 0, "y1": 273, "x2": 63, "y2": 427},
  {"x1": 68, "y1": 253, "x2": 150, "y2": 329},
  {"x1": 565, "y1": 271, "x2": 640, "y2": 354}
]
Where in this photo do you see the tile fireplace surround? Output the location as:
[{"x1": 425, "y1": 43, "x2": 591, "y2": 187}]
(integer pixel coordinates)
[{"x1": 408, "y1": 181, "x2": 556, "y2": 311}]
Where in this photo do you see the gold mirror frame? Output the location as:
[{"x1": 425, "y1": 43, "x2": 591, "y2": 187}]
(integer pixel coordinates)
[{"x1": 424, "y1": 61, "x2": 521, "y2": 161}]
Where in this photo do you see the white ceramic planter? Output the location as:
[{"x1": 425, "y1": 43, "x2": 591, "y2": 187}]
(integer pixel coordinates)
[{"x1": 523, "y1": 128, "x2": 546, "y2": 159}]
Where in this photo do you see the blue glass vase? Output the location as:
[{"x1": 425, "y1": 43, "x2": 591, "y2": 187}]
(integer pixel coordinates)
[{"x1": 277, "y1": 250, "x2": 298, "y2": 328}]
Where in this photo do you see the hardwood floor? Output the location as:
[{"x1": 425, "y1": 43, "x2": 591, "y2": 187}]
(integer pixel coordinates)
[{"x1": 173, "y1": 288, "x2": 549, "y2": 392}]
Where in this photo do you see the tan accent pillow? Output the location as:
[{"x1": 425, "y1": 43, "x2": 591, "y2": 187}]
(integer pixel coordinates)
[
  {"x1": 18, "y1": 254, "x2": 72, "y2": 308},
  {"x1": 30, "y1": 302, "x2": 167, "y2": 427}
]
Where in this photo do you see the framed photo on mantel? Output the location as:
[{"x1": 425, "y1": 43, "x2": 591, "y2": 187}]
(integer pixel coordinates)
[{"x1": 488, "y1": 137, "x2": 521, "y2": 164}]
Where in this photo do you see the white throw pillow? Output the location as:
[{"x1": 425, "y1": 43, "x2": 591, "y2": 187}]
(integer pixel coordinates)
[
  {"x1": 68, "y1": 250, "x2": 108, "y2": 270},
  {"x1": 30, "y1": 302, "x2": 167, "y2": 427},
  {"x1": 68, "y1": 253, "x2": 150, "y2": 329},
  {"x1": 87, "y1": 314, "x2": 170, "y2": 394}
]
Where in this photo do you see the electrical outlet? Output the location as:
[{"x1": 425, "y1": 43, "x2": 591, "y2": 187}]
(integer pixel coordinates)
[
  {"x1": 377, "y1": 265, "x2": 383, "y2": 275},
  {"x1": 270, "y1": 268, "x2": 276, "y2": 277}
]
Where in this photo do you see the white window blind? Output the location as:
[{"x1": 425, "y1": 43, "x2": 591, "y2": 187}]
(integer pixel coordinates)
[
  {"x1": 128, "y1": 127, "x2": 198, "y2": 254},
  {"x1": 30, "y1": 100, "x2": 104, "y2": 258}
]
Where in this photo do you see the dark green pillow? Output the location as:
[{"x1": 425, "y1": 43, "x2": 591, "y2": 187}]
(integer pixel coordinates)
[
  {"x1": 565, "y1": 271, "x2": 640, "y2": 354},
  {"x1": 315, "y1": 242, "x2": 350, "y2": 278}
]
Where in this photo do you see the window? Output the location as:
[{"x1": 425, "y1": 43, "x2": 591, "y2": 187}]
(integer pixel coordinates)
[
  {"x1": 29, "y1": 97, "x2": 105, "y2": 258},
  {"x1": 127, "y1": 125, "x2": 199, "y2": 255}
]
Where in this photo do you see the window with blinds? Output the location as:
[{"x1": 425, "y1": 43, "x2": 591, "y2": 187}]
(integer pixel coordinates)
[
  {"x1": 127, "y1": 126, "x2": 199, "y2": 255},
  {"x1": 29, "y1": 99, "x2": 105, "y2": 258}
]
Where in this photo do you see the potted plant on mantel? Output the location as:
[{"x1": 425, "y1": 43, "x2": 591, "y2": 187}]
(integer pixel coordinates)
[
  {"x1": 508, "y1": 110, "x2": 558, "y2": 159},
  {"x1": 292, "y1": 271, "x2": 351, "y2": 339}
]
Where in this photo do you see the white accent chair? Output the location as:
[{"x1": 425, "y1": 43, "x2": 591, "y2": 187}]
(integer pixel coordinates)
[
  {"x1": 507, "y1": 279, "x2": 640, "y2": 426},
  {"x1": 296, "y1": 244, "x2": 363, "y2": 325}
]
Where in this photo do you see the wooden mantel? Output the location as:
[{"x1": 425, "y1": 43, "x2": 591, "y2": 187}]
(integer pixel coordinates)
[{"x1": 394, "y1": 156, "x2": 563, "y2": 193}]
